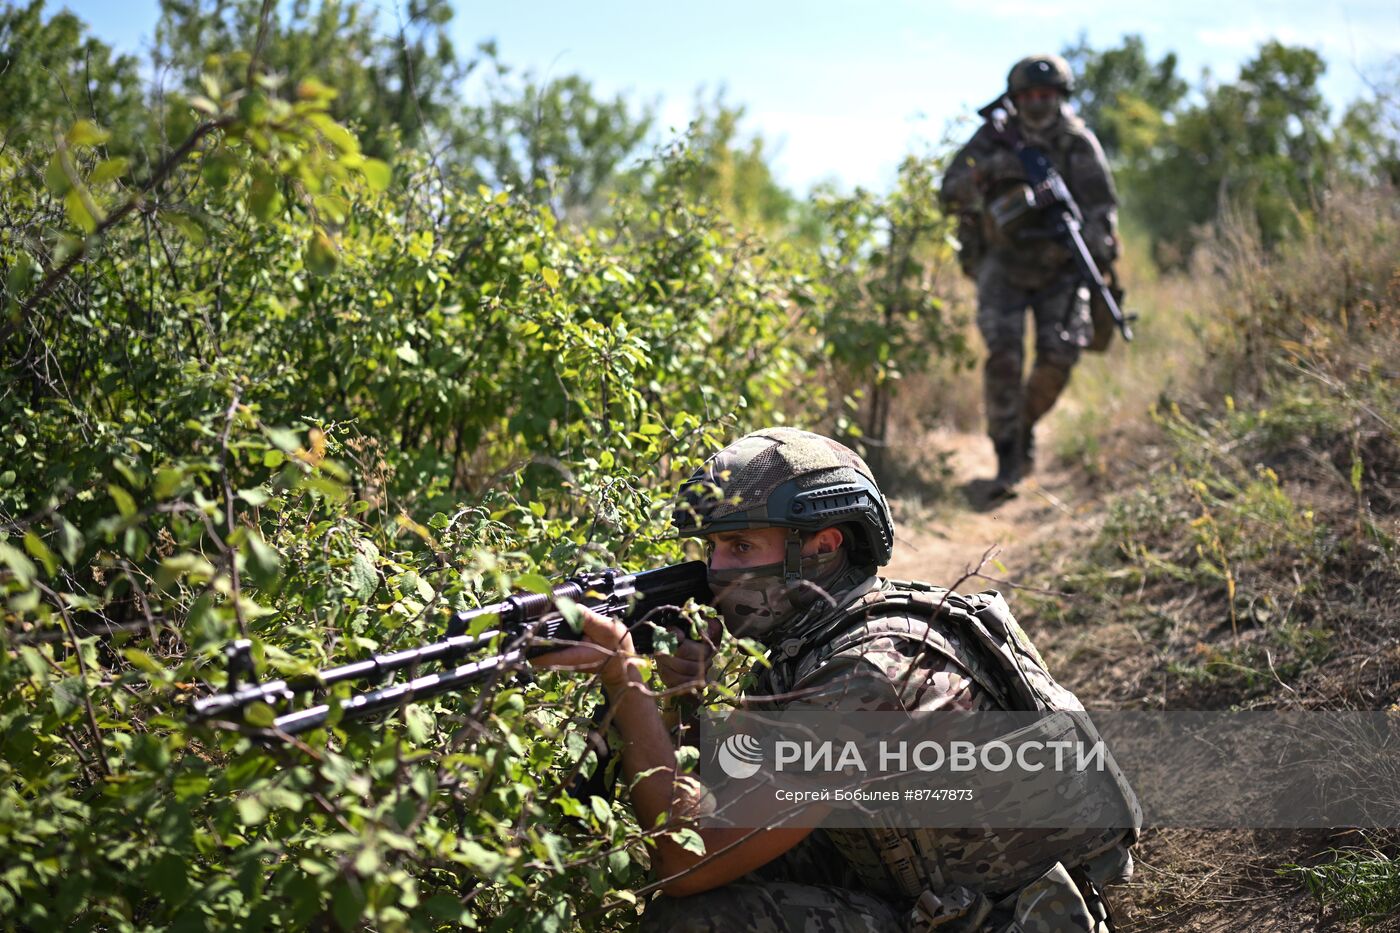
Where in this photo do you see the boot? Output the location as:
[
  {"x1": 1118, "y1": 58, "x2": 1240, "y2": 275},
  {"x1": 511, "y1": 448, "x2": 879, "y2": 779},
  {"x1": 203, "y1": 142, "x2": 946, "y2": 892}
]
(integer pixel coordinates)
[{"x1": 993, "y1": 436, "x2": 1024, "y2": 490}]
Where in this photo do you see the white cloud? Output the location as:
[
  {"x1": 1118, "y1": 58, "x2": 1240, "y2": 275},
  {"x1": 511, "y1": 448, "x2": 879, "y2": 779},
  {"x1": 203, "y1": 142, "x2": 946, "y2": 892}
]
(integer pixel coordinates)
[{"x1": 1197, "y1": 16, "x2": 1400, "y2": 56}]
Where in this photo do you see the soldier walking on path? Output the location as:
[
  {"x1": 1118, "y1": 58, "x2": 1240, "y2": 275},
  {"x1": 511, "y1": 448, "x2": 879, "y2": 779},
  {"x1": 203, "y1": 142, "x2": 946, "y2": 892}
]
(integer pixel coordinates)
[{"x1": 941, "y1": 55, "x2": 1122, "y2": 494}]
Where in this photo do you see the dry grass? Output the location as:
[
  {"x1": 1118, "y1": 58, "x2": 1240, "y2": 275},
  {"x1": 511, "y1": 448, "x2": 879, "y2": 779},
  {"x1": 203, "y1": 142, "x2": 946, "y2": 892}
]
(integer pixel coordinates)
[{"x1": 1006, "y1": 186, "x2": 1400, "y2": 930}]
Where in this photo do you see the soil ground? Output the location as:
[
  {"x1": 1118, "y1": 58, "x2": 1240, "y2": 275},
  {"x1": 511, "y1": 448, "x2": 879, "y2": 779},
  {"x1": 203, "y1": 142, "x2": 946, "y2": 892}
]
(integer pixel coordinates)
[{"x1": 884, "y1": 422, "x2": 1399, "y2": 933}]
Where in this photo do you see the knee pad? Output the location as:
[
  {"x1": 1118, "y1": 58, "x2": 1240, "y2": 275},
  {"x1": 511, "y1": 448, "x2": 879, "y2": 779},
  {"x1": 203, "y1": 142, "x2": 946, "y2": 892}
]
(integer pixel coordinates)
[{"x1": 985, "y1": 349, "x2": 1023, "y2": 381}]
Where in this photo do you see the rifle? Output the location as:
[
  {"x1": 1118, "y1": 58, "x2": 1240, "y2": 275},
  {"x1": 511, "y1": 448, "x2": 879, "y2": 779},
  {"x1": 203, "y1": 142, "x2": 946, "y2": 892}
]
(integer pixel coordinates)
[
  {"x1": 977, "y1": 97, "x2": 1134, "y2": 344},
  {"x1": 191, "y1": 560, "x2": 712, "y2": 737}
]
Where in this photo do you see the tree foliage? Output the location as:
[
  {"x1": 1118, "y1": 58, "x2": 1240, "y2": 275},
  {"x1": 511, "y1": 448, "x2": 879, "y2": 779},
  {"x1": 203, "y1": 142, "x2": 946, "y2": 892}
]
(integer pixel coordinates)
[
  {"x1": 453, "y1": 58, "x2": 655, "y2": 223},
  {"x1": 1062, "y1": 33, "x2": 1187, "y2": 161},
  {"x1": 0, "y1": 1, "x2": 146, "y2": 156},
  {"x1": 1065, "y1": 35, "x2": 1398, "y2": 265},
  {"x1": 154, "y1": 0, "x2": 466, "y2": 160}
]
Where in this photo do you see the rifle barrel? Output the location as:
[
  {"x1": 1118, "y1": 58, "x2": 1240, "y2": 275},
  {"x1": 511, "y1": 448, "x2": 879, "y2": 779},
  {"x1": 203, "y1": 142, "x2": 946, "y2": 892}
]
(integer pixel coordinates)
[
  {"x1": 272, "y1": 647, "x2": 529, "y2": 735},
  {"x1": 189, "y1": 560, "x2": 711, "y2": 733},
  {"x1": 1061, "y1": 215, "x2": 1133, "y2": 341}
]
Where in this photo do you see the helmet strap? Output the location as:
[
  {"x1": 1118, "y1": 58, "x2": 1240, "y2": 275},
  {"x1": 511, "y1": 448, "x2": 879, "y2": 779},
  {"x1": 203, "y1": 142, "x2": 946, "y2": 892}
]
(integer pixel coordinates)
[{"x1": 783, "y1": 529, "x2": 803, "y2": 584}]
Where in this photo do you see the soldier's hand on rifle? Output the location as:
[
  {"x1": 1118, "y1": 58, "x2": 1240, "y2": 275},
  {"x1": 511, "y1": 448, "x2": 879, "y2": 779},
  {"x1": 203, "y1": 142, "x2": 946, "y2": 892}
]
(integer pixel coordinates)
[
  {"x1": 656, "y1": 635, "x2": 716, "y2": 695},
  {"x1": 529, "y1": 606, "x2": 641, "y2": 693}
]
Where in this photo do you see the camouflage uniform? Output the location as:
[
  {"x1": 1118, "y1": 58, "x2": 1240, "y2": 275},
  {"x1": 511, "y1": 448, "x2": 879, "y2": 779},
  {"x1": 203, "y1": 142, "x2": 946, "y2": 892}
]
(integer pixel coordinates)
[
  {"x1": 646, "y1": 429, "x2": 1137, "y2": 932},
  {"x1": 940, "y1": 57, "x2": 1119, "y2": 482}
]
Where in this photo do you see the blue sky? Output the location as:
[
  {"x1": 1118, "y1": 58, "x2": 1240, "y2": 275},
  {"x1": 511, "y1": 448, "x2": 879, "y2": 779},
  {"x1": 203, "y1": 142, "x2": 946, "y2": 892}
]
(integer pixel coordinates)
[{"x1": 58, "y1": 0, "x2": 1400, "y2": 192}]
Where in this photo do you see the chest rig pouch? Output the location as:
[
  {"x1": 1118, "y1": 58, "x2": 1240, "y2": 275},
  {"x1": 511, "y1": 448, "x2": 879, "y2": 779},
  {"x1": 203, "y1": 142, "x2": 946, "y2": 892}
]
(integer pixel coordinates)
[{"x1": 757, "y1": 580, "x2": 1140, "y2": 927}]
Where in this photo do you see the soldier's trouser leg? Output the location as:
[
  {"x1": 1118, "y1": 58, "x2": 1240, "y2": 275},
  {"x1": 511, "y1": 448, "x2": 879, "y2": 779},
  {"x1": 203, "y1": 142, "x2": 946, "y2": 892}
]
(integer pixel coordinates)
[
  {"x1": 639, "y1": 881, "x2": 902, "y2": 933},
  {"x1": 1023, "y1": 278, "x2": 1092, "y2": 430},
  {"x1": 975, "y1": 272, "x2": 1032, "y2": 447}
]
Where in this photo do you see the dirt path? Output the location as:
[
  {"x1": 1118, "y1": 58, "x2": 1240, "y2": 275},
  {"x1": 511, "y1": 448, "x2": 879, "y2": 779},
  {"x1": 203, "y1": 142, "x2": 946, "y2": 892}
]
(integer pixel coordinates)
[{"x1": 883, "y1": 424, "x2": 1100, "y2": 591}]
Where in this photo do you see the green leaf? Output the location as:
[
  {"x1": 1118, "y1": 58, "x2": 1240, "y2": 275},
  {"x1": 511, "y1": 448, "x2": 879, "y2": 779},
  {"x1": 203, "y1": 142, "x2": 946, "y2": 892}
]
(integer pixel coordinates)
[
  {"x1": 245, "y1": 532, "x2": 281, "y2": 589},
  {"x1": 353, "y1": 845, "x2": 381, "y2": 875},
  {"x1": 0, "y1": 541, "x2": 37, "y2": 588},
  {"x1": 10, "y1": 587, "x2": 40, "y2": 612},
  {"x1": 267, "y1": 428, "x2": 301, "y2": 452},
  {"x1": 295, "y1": 77, "x2": 337, "y2": 102},
  {"x1": 516, "y1": 573, "x2": 551, "y2": 595},
  {"x1": 457, "y1": 840, "x2": 503, "y2": 876},
  {"x1": 54, "y1": 516, "x2": 83, "y2": 565},
  {"x1": 309, "y1": 113, "x2": 358, "y2": 155},
  {"x1": 348, "y1": 551, "x2": 378, "y2": 601},
  {"x1": 5, "y1": 252, "x2": 37, "y2": 298},
  {"x1": 45, "y1": 152, "x2": 72, "y2": 196},
  {"x1": 167, "y1": 213, "x2": 207, "y2": 245},
  {"x1": 361, "y1": 158, "x2": 391, "y2": 191},
  {"x1": 107, "y1": 484, "x2": 137, "y2": 518},
  {"x1": 23, "y1": 531, "x2": 58, "y2": 578},
  {"x1": 19, "y1": 645, "x2": 47, "y2": 680},
  {"x1": 236, "y1": 796, "x2": 268, "y2": 825},
  {"x1": 172, "y1": 772, "x2": 211, "y2": 802},
  {"x1": 668, "y1": 827, "x2": 706, "y2": 855},
  {"x1": 51, "y1": 677, "x2": 85, "y2": 718},
  {"x1": 121, "y1": 526, "x2": 149, "y2": 554},
  {"x1": 423, "y1": 894, "x2": 466, "y2": 921},
  {"x1": 404, "y1": 704, "x2": 434, "y2": 744},
  {"x1": 122, "y1": 648, "x2": 165, "y2": 675},
  {"x1": 154, "y1": 467, "x2": 186, "y2": 500},
  {"x1": 243, "y1": 702, "x2": 277, "y2": 728},
  {"x1": 305, "y1": 229, "x2": 339, "y2": 276},
  {"x1": 394, "y1": 343, "x2": 420, "y2": 366},
  {"x1": 248, "y1": 171, "x2": 283, "y2": 222},
  {"x1": 331, "y1": 878, "x2": 366, "y2": 931},
  {"x1": 67, "y1": 119, "x2": 110, "y2": 147},
  {"x1": 541, "y1": 267, "x2": 560, "y2": 289},
  {"x1": 590, "y1": 796, "x2": 611, "y2": 825},
  {"x1": 89, "y1": 158, "x2": 129, "y2": 185},
  {"x1": 64, "y1": 189, "x2": 97, "y2": 233},
  {"x1": 202, "y1": 151, "x2": 237, "y2": 189},
  {"x1": 238, "y1": 487, "x2": 272, "y2": 507}
]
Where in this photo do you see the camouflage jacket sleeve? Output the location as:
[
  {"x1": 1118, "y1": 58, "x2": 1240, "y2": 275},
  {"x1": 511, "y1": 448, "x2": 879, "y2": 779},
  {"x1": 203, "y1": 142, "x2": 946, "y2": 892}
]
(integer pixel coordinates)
[
  {"x1": 939, "y1": 124, "x2": 1001, "y2": 216},
  {"x1": 1063, "y1": 124, "x2": 1119, "y2": 264}
]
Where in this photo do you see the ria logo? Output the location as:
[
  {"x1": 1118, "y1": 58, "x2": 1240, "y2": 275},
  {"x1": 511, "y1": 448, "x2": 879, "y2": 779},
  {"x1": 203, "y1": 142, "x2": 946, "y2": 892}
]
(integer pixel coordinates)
[{"x1": 718, "y1": 733, "x2": 763, "y2": 779}]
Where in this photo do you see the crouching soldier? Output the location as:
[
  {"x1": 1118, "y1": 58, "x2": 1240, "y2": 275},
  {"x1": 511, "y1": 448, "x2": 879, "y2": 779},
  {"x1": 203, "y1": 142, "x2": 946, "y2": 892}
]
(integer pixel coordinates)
[{"x1": 533, "y1": 427, "x2": 1137, "y2": 930}]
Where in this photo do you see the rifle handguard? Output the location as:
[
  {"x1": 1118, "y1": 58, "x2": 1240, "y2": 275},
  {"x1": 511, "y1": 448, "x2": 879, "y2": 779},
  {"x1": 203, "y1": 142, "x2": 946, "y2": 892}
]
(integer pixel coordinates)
[{"x1": 190, "y1": 560, "x2": 712, "y2": 736}]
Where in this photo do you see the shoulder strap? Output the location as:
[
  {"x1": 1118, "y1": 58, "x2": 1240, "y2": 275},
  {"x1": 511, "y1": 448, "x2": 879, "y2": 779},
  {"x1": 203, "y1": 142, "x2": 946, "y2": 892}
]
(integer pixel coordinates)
[{"x1": 783, "y1": 584, "x2": 1018, "y2": 710}]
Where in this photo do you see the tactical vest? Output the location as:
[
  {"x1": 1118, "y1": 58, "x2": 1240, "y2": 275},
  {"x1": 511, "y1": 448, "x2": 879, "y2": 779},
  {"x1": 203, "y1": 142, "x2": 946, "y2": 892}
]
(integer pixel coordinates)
[{"x1": 756, "y1": 578, "x2": 1140, "y2": 927}]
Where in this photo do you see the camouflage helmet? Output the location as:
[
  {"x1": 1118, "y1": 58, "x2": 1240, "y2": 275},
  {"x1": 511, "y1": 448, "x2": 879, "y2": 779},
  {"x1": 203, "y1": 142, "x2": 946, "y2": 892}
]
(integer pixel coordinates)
[
  {"x1": 672, "y1": 427, "x2": 894, "y2": 568},
  {"x1": 1007, "y1": 54, "x2": 1074, "y2": 96}
]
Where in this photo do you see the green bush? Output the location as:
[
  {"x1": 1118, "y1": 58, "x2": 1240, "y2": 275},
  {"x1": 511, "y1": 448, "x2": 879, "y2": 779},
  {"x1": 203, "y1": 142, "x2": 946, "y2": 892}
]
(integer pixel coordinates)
[{"x1": 0, "y1": 38, "x2": 834, "y2": 933}]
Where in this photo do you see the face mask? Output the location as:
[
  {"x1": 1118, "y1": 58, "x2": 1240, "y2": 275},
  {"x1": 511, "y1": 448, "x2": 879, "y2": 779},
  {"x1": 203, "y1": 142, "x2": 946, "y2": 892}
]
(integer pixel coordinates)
[
  {"x1": 1018, "y1": 96, "x2": 1061, "y2": 132},
  {"x1": 707, "y1": 549, "x2": 848, "y2": 642}
]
